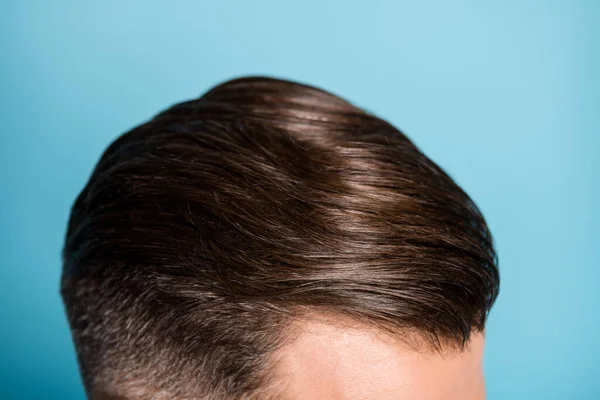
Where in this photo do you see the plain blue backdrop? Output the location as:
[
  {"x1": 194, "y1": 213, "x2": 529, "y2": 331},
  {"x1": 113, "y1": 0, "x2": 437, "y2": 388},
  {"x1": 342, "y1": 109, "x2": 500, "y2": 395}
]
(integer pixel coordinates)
[{"x1": 1, "y1": 1, "x2": 598, "y2": 399}]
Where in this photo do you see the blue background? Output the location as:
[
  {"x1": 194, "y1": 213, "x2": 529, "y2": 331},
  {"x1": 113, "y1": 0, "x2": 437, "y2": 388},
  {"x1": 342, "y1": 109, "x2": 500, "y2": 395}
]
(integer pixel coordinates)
[{"x1": 1, "y1": 1, "x2": 598, "y2": 399}]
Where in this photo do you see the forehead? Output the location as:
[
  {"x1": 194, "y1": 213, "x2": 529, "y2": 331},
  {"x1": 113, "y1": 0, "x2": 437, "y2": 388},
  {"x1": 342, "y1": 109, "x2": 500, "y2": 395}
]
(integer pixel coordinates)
[{"x1": 270, "y1": 316, "x2": 486, "y2": 400}]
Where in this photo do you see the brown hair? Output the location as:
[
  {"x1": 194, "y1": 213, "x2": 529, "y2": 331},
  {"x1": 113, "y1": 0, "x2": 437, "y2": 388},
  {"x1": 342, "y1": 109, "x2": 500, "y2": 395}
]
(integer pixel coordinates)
[{"x1": 61, "y1": 76, "x2": 499, "y2": 399}]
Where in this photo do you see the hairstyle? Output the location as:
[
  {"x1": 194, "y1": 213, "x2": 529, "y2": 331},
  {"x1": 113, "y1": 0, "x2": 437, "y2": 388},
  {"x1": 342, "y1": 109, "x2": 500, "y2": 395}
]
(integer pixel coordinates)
[{"x1": 61, "y1": 76, "x2": 499, "y2": 400}]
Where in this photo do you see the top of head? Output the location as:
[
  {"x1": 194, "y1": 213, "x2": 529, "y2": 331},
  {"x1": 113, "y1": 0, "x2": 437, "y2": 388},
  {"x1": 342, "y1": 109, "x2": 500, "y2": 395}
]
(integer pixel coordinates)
[{"x1": 61, "y1": 76, "x2": 499, "y2": 400}]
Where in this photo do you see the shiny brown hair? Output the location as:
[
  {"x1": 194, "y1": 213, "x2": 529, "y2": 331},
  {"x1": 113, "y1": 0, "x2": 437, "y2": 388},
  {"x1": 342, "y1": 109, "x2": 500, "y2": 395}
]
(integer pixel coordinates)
[{"x1": 61, "y1": 76, "x2": 499, "y2": 399}]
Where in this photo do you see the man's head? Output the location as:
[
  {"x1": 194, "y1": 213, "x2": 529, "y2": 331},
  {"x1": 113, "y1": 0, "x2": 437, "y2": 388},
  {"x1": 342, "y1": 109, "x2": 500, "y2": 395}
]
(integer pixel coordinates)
[{"x1": 61, "y1": 76, "x2": 499, "y2": 399}]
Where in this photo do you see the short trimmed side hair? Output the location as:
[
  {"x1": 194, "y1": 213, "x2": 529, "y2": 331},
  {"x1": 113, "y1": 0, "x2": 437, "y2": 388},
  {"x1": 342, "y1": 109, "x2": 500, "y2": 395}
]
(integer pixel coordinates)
[{"x1": 61, "y1": 76, "x2": 499, "y2": 399}]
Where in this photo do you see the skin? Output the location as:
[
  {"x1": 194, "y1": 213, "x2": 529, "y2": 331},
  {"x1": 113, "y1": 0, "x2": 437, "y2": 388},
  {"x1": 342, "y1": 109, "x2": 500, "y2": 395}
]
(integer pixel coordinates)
[
  {"x1": 269, "y1": 315, "x2": 486, "y2": 400},
  {"x1": 94, "y1": 315, "x2": 486, "y2": 400}
]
